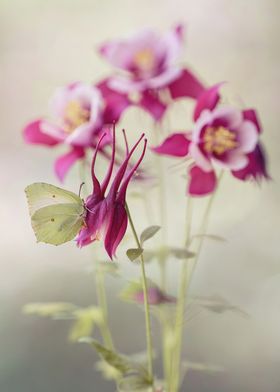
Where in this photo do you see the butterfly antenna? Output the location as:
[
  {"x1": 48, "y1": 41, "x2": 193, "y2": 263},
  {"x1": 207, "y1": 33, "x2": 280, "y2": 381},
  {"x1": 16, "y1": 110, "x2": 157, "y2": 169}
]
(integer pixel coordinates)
[{"x1": 79, "y1": 182, "x2": 85, "y2": 198}]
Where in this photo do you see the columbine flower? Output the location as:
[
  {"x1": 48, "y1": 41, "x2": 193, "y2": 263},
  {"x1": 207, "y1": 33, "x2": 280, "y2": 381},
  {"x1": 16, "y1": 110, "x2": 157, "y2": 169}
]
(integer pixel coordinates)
[
  {"x1": 121, "y1": 280, "x2": 176, "y2": 305},
  {"x1": 77, "y1": 127, "x2": 147, "y2": 259},
  {"x1": 23, "y1": 82, "x2": 130, "y2": 181},
  {"x1": 152, "y1": 84, "x2": 269, "y2": 196},
  {"x1": 98, "y1": 24, "x2": 204, "y2": 121}
]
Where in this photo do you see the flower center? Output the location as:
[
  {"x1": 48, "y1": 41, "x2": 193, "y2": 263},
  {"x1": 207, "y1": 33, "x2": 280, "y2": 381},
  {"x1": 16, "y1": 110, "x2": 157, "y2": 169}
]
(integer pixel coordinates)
[
  {"x1": 63, "y1": 100, "x2": 90, "y2": 133},
  {"x1": 133, "y1": 48, "x2": 155, "y2": 71},
  {"x1": 203, "y1": 126, "x2": 238, "y2": 155}
]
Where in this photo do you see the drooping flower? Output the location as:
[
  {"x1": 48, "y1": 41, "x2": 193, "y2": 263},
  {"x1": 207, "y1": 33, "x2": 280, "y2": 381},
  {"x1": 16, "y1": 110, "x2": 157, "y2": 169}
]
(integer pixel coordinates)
[
  {"x1": 152, "y1": 84, "x2": 269, "y2": 196},
  {"x1": 23, "y1": 82, "x2": 130, "y2": 181},
  {"x1": 120, "y1": 280, "x2": 176, "y2": 305},
  {"x1": 98, "y1": 24, "x2": 205, "y2": 121},
  {"x1": 77, "y1": 126, "x2": 147, "y2": 259}
]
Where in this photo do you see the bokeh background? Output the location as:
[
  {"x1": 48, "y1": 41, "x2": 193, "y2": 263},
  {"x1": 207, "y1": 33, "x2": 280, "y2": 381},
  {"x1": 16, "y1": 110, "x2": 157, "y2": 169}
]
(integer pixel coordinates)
[{"x1": 1, "y1": 0, "x2": 280, "y2": 391}]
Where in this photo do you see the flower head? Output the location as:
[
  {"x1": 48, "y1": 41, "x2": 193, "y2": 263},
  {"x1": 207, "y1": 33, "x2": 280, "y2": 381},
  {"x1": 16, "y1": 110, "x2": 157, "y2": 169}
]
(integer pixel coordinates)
[
  {"x1": 99, "y1": 24, "x2": 205, "y2": 121},
  {"x1": 77, "y1": 126, "x2": 147, "y2": 259},
  {"x1": 23, "y1": 82, "x2": 130, "y2": 181},
  {"x1": 152, "y1": 84, "x2": 269, "y2": 196}
]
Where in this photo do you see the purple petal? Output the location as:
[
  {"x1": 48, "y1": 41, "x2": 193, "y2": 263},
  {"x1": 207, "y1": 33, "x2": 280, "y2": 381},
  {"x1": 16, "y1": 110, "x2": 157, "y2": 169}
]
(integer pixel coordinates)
[
  {"x1": 151, "y1": 133, "x2": 190, "y2": 157},
  {"x1": 104, "y1": 202, "x2": 128, "y2": 259},
  {"x1": 134, "y1": 287, "x2": 176, "y2": 305},
  {"x1": 232, "y1": 143, "x2": 270, "y2": 182},
  {"x1": 168, "y1": 68, "x2": 205, "y2": 100},
  {"x1": 23, "y1": 120, "x2": 60, "y2": 146},
  {"x1": 54, "y1": 147, "x2": 85, "y2": 182},
  {"x1": 242, "y1": 109, "x2": 262, "y2": 133},
  {"x1": 194, "y1": 83, "x2": 223, "y2": 121},
  {"x1": 139, "y1": 90, "x2": 167, "y2": 121},
  {"x1": 188, "y1": 165, "x2": 217, "y2": 196}
]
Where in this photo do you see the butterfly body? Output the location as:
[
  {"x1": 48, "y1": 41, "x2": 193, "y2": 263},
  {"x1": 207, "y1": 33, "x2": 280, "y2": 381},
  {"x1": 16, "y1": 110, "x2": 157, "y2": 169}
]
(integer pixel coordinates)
[{"x1": 25, "y1": 183, "x2": 85, "y2": 245}]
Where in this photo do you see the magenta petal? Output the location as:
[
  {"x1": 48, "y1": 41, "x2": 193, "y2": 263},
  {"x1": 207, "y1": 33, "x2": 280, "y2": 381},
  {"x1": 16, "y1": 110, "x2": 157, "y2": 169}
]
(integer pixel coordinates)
[
  {"x1": 134, "y1": 287, "x2": 176, "y2": 305},
  {"x1": 194, "y1": 83, "x2": 223, "y2": 121},
  {"x1": 104, "y1": 202, "x2": 128, "y2": 259},
  {"x1": 188, "y1": 165, "x2": 217, "y2": 196},
  {"x1": 97, "y1": 79, "x2": 131, "y2": 122},
  {"x1": 151, "y1": 133, "x2": 190, "y2": 157},
  {"x1": 54, "y1": 147, "x2": 85, "y2": 182},
  {"x1": 242, "y1": 109, "x2": 262, "y2": 133},
  {"x1": 139, "y1": 90, "x2": 167, "y2": 121},
  {"x1": 23, "y1": 120, "x2": 59, "y2": 146},
  {"x1": 232, "y1": 143, "x2": 270, "y2": 182},
  {"x1": 168, "y1": 68, "x2": 205, "y2": 100}
]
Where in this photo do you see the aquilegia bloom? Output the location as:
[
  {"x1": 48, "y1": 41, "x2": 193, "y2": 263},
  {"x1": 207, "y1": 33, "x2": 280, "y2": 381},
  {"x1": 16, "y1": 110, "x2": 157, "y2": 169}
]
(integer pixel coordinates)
[
  {"x1": 77, "y1": 127, "x2": 147, "y2": 258},
  {"x1": 23, "y1": 82, "x2": 130, "y2": 181},
  {"x1": 98, "y1": 24, "x2": 205, "y2": 121},
  {"x1": 152, "y1": 84, "x2": 269, "y2": 195}
]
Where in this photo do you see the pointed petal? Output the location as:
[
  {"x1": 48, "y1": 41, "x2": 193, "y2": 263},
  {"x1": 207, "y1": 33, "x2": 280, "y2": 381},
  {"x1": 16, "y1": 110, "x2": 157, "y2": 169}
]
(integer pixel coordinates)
[
  {"x1": 151, "y1": 133, "x2": 190, "y2": 157},
  {"x1": 232, "y1": 143, "x2": 270, "y2": 182},
  {"x1": 139, "y1": 90, "x2": 167, "y2": 121},
  {"x1": 188, "y1": 165, "x2": 217, "y2": 196},
  {"x1": 194, "y1": 83, "x2": 223, "y2": 121},
  {"x1": 104, "y1": 202, "x2": 128, "y2": 259},
  {"x1": 54, "y1": 147, "x2": 85, "y2": 182},
  {"x1": 168, "y1": 68, "x2": 205, "y2": 100},
  {"x1": 23, "y1": 120, "x2": 60, "y2": 146},
  {"x1": 242, "y1": 109, "x2": 262, "y2": 133}
]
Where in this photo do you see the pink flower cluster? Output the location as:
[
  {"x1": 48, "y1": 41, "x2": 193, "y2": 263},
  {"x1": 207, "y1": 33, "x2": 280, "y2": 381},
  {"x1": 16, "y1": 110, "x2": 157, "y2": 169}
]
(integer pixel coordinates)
[{"x1": 23, "y1": 24, "x2": 269, "y2": 256}]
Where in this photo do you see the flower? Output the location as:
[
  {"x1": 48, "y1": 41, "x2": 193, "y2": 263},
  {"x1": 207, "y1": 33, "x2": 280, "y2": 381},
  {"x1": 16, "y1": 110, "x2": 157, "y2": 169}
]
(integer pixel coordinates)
[
  {"x1": 98, "y1": 24, "x2": 205, "y2": 121},
  {"x1": 152, "y1": 84, "x2": 269, "y2": 196},
  {"x1": 77, "y1": 126, "x2": 147, "y2": 259},
  {"x1": 23, "y1": 82, "x2": 130, "y2": 181},
  {"x1": 120, "y1": 280, "x2": 176, "y2": 305}
]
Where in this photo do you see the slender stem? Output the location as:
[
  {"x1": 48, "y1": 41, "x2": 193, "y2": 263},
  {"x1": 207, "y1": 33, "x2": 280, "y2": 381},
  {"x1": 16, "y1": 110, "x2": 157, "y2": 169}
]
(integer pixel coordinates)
[
  {"x1": 171, "y1": 171, "x2": 224, "y2": 391},
  {"x1": 95, "y1": 270, "x2": 114, "y2": 350},
  {"x1": 125, "y1": 202, "x2": 154, "y2": 383},
  {"x1": 171, "y1": 196, "x2": 193, "y2": 391}
]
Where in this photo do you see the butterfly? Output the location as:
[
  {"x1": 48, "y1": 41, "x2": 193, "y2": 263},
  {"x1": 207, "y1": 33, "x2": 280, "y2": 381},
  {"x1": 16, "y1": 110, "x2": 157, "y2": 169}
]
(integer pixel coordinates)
[{"x1": 25, "y1": 182, "x2": 86, "y2": 246}]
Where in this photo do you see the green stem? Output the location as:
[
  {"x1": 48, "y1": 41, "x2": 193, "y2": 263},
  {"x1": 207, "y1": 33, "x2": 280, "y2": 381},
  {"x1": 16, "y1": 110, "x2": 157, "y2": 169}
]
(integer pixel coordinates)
[
  {"x1": 95, "y1": 270, "x2": 114, "y2": 350},
  {"x1": 172, "y1": 172, "x2": 223, "y2": 391},
  {"x1": 126, "y1": 202, "x2": 154, "y2": 383}
]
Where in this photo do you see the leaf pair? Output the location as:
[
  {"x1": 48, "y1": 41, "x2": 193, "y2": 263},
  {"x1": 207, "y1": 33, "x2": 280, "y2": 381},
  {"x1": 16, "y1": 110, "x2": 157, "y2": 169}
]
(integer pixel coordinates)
[{"x1": 126, "y1": 225, "x2": 161, "y2": 262}]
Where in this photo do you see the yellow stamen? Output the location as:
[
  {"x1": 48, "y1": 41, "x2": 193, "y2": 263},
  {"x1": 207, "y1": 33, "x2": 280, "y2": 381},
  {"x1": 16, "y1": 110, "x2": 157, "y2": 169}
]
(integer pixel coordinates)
[
  {"x1": 133, "y1": 48, "x2": 155, "y2": 70},
  {"x1": 203, "y1": 126, "x2": 238, "y2": 155},
  {"x1": 63, "y1": 100, "x2": 90, "y2": 133}
]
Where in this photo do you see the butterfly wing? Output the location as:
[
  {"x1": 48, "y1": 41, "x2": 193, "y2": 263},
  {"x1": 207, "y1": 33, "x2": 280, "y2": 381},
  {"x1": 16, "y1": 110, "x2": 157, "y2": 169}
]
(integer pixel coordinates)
[
  {"x1": 31, "y1": 203, "x2": 85, "y2": 245},
  {"x1": 25, "y1": 182, "x2": 83, "y2": 215}
]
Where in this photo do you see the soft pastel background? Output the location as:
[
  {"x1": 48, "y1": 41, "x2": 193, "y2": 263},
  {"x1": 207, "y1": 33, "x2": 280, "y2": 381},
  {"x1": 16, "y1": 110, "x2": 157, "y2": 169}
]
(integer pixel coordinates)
[{"x1": 0, "y1": 0, "x2": 279, "y2": 391}]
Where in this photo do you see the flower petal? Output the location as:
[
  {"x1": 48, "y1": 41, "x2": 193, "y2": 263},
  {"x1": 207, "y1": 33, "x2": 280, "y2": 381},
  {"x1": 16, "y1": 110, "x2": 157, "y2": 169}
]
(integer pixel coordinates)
[
  {"x1": 168, "y1": 68, "x2": 205, "y2": 100},
  {"x1": 235, "y1": 120, "x2": 258, "y2": 153},
  {"x1": 189, "y1": 143, "x2": 213, "y2": 172},
  {"x1": 194, "y1": 83, "x2": 223, "y2": 121},
  {"x1": 23, "y1": 120, "x2": 60, "y2": 146},
  {"x1": 188, "y1": 165, "x2": 217, "y2": 196},
  {"x1": 151, "y1": 133, "x2": 190, "y2": 157},
  {"x1": 54, "y1": 147, "x2": 85, "y2": 182},
  {"x1": 242, "y1": 109, "x2": 262, "y2": 133},
  {"x1": 104, "y1": 202, "x2": 128, "y2": 259},
  {"x1": 232, "y1": 143, "x2": 270, "y2": 181},
  {"x1": 139, "y1": 90, "x2": 167, "y2": 121}
]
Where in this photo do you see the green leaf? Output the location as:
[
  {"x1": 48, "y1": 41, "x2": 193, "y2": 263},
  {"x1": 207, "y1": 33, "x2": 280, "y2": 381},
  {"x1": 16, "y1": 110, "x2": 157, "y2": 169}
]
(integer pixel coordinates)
[
  {"x1": 126, "y1": 248, "x2": 144, "y2": 262},
  {"x1": 95, "y1": 261, "x2": 120, "y2": 276},
  {"x1": 117, "y1": 375, "x2": 153, "y2": 391},
  {"x1": 69, "y1": 306, "x2": 103, "y2": 342},
  {"x1": 23, "y1": 302, "x2": 76, "y2": 318},
  {"x1": 191, "y1": 295, "x2": 249, "y2": 317},
  {"x1": 168, "y1": 247, "x2": 195, "y2": 260},
  {"x1": 81, "y1": 339, "x2": 150, "y2": 383},
  {"x1": 140, "y1": 226, "x2": 161, "y2": 245},
  {"x1": 192, "y1": 234, "x2": 226, "y2": 242},
  {"x1": 95, "y1": 360, "x2": 123, "y2": 381}
]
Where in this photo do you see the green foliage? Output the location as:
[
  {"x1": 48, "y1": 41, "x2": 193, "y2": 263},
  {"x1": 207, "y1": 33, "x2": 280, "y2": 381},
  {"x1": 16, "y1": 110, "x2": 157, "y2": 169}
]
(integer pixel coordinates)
[
  {"x1": 23, "y1": 302, "x2": 77, "y2": 318},
  {"x1": 69, "y1": 306, "x2": 103, "y2": 342},
  {"x1": 126, "y1": 248, "x2": 144, "y2": 262},
  {"x1": 140, "y1": 226, "x2": 161, "y2": 246}
]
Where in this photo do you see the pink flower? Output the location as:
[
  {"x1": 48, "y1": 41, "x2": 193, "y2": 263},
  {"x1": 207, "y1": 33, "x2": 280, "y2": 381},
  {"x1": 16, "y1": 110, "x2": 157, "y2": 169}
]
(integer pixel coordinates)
[
  {"x1": 99, "y1": 24, "x2": 205, "y2": 121},
  {"x1": 77, "y1": 127, "x2": 147, "y2": 259},
  {"x1": 23, "y1": 82, "x2": 130, "y2": 181},
  {"x1": 152, "y1": 84, "x2": 269, "y2": 196}
]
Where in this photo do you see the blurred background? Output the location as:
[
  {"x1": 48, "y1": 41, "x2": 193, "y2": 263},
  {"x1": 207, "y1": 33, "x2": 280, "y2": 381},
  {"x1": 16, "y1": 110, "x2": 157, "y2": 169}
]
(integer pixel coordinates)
[{"x1": 1, "y1": 0, "x2": 280, "y2": 391}]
